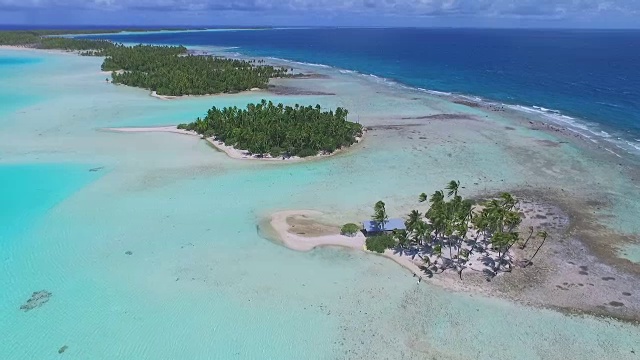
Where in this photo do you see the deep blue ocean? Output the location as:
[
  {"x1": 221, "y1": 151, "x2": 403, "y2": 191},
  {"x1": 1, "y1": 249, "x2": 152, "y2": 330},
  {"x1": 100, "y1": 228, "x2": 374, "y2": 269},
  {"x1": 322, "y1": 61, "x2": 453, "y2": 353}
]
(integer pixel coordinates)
[{"x1": 84, "y1": 28, "x2": 640, "y2": 144}]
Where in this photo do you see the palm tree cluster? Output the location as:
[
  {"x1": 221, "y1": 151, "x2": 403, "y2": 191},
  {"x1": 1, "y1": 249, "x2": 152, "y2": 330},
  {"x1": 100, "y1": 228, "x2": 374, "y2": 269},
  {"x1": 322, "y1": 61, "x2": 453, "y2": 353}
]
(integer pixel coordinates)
[
  {"x1": 370, "y1": 181, "x2": 549, "y2": 279},
  {"x1": 100, "y1": 44, "x2": 290, "y2": 96},
  {"x1": 0, "y1": 31, "x2": 44, "y2": 45},
  {"x1": 40, "y1": 38, "x2": 115, "y2": 52},
  {"x1": 178, "y1": 100, "x2": 362, "y2": 158}
]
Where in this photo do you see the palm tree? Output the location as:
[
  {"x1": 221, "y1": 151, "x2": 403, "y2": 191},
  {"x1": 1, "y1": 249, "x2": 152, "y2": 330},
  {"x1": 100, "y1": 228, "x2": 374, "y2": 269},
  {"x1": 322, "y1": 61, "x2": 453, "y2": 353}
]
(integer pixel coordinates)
[
  {"x1": 433, "y1": 244, "x2": 442, "y2": 263},
  {"x1": 418, "y1": 193, "x2": 428, "y2": 203},
  {"x1": 528, "y1": 230, "x2": 549, "y2": 265},
  {"x1": 500, "y1": 192, "x2": 517, "y2": 210},
  {"x1": 394, "y1": 230, "x2": 411, "y2": 249},
  {"x1": 412, "y1": 220, "x2": 431, "y2": 246},
  {"x1": 429, "y1": 190, "x2": 444, "y2": 205},
  {"x1": 373, "y1": 200, "x2": 389, "y2": 232},
  {"x1": 491, "y1": 231, "x2": 518, "y2": 272},
  {"x1": 446, "y1": 180, "x2": 461, "y2": 198},
  {"x1": 519, "y1": 226, "x2": 534, "y2": 249},
  {"x1": 405, "y1": 210, "x2": 423, "y2": 232},
  {"x1": 504, "y1": 211, "x2": 522, "y2": 232}
]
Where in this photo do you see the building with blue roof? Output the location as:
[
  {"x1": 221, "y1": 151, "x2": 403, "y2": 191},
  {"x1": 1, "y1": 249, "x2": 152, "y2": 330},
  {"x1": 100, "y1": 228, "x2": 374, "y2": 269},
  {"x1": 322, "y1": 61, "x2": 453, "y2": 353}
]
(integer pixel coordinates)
[{"x1": 361, "y1": 218, "x2": 406, "y2": 236}]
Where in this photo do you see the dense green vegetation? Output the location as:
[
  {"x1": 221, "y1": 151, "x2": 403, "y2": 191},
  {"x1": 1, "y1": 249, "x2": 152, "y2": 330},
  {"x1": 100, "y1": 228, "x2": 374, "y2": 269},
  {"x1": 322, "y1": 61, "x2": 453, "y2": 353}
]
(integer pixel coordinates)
[
  {"x1": 0, "y1": 30, "x2": 291, "y2": 96},
  {"x1": 178, "y1": 100, "x2": 363, "y2": 158},
  {"x1": 0, "y1": 31, "x2": 43, "y2": 45},
  {"x1": 365, "y1": 181, "x2": 548, "y2": 278},
  {"x1": 40, "y1": 38, "x2": 115, "y2": 52},
  {"x1": 340, "y1": 223, "x2": 360, "y2": 237},
  {"x1": 103, "y1": 44, "x2": 289, "y2": 95},
  {"x1": 365, "y1": 234, "x2": 396, "y2": 254}
]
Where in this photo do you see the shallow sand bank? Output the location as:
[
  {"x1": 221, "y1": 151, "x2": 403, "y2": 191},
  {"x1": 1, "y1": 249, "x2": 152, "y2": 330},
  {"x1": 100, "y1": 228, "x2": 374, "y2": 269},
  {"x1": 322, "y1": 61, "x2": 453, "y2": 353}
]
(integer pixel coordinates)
[
  {"x1": 104, "y1": 126, "x2": 363, "y2": 162},
  {"x1": 104, "y1": 126, "x2": 198, "y2": 137}
]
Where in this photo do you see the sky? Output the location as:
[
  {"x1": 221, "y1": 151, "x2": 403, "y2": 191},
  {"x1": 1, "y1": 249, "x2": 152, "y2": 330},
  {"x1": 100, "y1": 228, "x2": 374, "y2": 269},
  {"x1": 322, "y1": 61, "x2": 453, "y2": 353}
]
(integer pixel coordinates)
[{"x1": 1, "y1": 0, "x2": 640, "y2": 28}]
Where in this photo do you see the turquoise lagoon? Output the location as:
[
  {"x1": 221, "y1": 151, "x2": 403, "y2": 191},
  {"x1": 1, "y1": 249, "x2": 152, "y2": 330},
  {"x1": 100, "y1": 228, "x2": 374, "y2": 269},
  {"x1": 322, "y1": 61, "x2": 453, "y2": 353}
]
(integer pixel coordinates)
[
  {"x1": 1, "y1": 48, "x2": 640, "y2": 359},
  {"x1": 0, "y1": 54, "x2": 44, "y2": 118}
]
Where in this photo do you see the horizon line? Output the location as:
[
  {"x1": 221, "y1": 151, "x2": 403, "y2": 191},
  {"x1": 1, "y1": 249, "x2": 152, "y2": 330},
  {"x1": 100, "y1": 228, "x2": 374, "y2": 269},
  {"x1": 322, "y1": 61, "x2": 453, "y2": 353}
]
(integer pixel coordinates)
[{"x1": 2, "y1": 25, "x2": 640, "y2": 31}]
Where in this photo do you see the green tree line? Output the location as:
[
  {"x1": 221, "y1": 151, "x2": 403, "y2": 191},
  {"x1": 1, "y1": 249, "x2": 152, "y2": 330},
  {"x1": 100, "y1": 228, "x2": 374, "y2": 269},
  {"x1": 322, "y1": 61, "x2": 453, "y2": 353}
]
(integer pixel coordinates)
[
  {"x1": 102, "y1": 44, "x2": 289, "y2": 95},
  {"x1": 178, "y1": 99, "x2": 363, "y2": 158}
]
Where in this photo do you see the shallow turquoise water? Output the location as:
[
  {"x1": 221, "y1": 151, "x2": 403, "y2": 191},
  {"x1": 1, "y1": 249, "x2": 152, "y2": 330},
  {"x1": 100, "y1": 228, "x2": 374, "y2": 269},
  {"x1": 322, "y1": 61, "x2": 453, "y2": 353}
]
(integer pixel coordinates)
[
  {"x1": 0, "y1": 163, "x2": 101, "y2": 244},
  {"x1": 1, "y1": 48, "x2": 639, "y2": 359},
  {"x1": 0, "y1": 55, "x2": 44, "y2": 117}
]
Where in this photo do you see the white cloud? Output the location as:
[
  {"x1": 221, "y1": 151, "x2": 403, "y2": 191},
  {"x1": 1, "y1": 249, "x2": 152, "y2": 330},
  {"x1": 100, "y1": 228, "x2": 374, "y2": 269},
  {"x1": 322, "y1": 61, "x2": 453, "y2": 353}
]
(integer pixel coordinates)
[{"x1": 1, "y1": 0, "x2": 638, "y2": 18}]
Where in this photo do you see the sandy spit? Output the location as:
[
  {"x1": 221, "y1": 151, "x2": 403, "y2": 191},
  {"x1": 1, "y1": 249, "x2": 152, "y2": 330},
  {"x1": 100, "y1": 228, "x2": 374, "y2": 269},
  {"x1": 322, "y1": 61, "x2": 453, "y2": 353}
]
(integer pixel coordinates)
[
  {"x1": 104, "y1": 126, "x2": 362, "y2": 162},
  {"x1": 266, "y1": 210, "x2": 428, "y2": 278}
]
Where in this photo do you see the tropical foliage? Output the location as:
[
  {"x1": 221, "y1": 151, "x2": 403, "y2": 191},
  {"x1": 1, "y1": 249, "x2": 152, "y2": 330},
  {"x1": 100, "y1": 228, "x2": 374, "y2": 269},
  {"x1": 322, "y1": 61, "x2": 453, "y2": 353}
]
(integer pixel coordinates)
[
  {"x1": 178, "y1": 100, "x2": 363, "y2": 157},
  {"x1": 365, "y1": 234, "x2": 396, "y2": 254},
  {"x1": 372, "y1": 201, "x2": 389, "y2": 231},
  {"x1": 341, "y1": 223, "x2": 360, "y2": 237},
  {"x1": 102, "y1": 44, "x2": 290, "y2": 95},
  {"x1": 41, "y1": 38, "x2": 115, "y2": 52},
  {"x1": 365, "y1": 181, "x2": 548, "y2": 279}
]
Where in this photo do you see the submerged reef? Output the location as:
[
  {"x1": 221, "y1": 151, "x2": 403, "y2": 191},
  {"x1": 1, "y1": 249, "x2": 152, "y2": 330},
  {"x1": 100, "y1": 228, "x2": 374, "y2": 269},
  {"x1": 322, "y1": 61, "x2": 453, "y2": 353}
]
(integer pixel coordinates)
[{"x1": 20, "y1": 290, "x2": 52, "y2": 312}]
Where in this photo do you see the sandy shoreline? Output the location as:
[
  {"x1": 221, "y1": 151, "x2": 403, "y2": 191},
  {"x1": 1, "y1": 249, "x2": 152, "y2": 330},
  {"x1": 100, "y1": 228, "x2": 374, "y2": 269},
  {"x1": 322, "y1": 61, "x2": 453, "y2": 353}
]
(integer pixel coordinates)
[
  {"x1": 103, "y1": 126, "x2": 198, "y2": 137},
  {"x1": 105, "y1": 126, "x2": 363, "y2": 162},
  {"x1": 149, "y1": 88, "x2": 265, "y2": 101},
  {"x1": 264, "y1": 210, "x2": 508, "y2": 285},
  {"x1": 262, "y1": 206, "x2": 640, "y2": 323},
  {"x1": 265, "y1": 210, "x2": 430, "y2": 279}
]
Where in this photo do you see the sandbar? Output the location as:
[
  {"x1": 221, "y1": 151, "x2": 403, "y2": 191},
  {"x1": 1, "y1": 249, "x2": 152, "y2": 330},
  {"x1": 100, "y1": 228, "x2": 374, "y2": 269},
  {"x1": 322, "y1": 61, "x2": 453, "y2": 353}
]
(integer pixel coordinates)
[{"x1": 104, "y1": 126, "x2": 363, "y2": 162}]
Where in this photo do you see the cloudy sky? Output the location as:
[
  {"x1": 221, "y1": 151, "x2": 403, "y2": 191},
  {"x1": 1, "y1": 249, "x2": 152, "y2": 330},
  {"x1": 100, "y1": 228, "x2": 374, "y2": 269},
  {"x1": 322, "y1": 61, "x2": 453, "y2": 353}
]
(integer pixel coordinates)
[{"x1": 1, "y1": 0, "x2": 639, "y2": 28}]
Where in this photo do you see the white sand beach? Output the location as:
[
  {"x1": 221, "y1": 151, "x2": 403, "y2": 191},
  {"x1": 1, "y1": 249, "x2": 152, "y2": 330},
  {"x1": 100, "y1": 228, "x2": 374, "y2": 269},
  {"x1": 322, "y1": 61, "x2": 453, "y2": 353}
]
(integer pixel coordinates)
[
  {"x1": 266, "y1": 210, "x2": 508, "y2": 283},
  {"x1": 104, "y1": 126, "x2": 198, "y2": 137},
  {"x1": 105, "y1": 126, "x2": 363, "y2": 162},
  {"x1": 149, "y1": 87, "x2": 266, "y2": 101}
]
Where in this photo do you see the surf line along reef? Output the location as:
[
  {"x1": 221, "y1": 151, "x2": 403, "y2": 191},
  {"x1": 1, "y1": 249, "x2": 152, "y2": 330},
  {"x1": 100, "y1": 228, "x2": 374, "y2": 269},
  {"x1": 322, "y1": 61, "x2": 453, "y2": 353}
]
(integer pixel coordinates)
[{"x1": 1, "y1": 31, "x2": 365, "y2": 160}]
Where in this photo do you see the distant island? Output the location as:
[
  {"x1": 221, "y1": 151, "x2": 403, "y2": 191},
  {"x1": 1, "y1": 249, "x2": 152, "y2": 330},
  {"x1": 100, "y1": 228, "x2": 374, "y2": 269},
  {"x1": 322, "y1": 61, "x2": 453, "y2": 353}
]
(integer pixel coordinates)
[
  {"x1": 2, "y1": 30, "x2": 362, "y2": 161},
  {"x1": 178, "y1": 100, "x2": 363, "y2": 158},
  {"x1": 0, "y1": 31, "x2": 291, "y2": 96}
]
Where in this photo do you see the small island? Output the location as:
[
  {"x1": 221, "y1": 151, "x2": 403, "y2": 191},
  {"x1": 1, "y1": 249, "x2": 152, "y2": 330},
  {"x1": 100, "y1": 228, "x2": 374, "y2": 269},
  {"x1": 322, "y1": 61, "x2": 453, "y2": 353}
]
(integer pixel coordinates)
[
  {"x1": 100, "y1": 44, "x2": 291, "y2": 96},
  {"x1": 0, "y1": 31, "x2": 291, "y2": 96},
  {"x1": 178, "y1": 99, "x2": 363, "y2": 159},
  {"x1": 267, "y1": 181, "x2": 549, "y2": 282}
]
